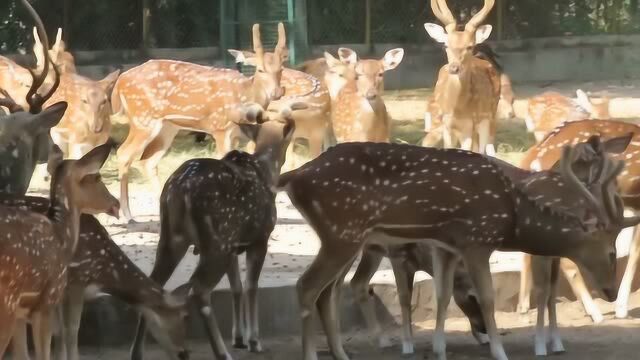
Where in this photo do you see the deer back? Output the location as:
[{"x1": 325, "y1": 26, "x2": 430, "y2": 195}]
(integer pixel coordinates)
[
  {"x1": 112, "y1": 60, "x2": 255, "y2": 133},
  {"x1": 526, "y1": 92, "x2": 586, "y2": 137}
]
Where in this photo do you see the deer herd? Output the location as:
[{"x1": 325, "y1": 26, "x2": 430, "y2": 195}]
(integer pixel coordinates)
[{"x1": 1, "y1": 0, "x2": 640, "y2": 360}]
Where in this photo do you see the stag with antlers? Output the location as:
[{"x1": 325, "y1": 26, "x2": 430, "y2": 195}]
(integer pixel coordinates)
[
  {"x1": 279, "y1": 136, "x2": 640, "y2": 360},
  {"x1": 424, "y1": 0, "x2": 500, "y2": 155},
  {"x1": 112, "y1": 23, "x2": 288, "y2": 221}
]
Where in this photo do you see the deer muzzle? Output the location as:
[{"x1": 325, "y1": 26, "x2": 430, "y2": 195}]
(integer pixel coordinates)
[
  {"x1": 106, "y1": 200, "x2": 121, "y2": 219},
  {"x1": 365, "y1": 89, "x2": 378, "y2": 101},
  {"x1": 448, "y1": 63, "x2": 461, "y2": 75}
]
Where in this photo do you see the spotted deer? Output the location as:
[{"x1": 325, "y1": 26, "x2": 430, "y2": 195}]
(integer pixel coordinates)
[
  {"x1": 323, "y1": 47, "x2": 404, "y2": 143},
  {"x1": 0, "y1": 139, "x2": 122, "y2": 359},
  {"x1": 525, "y1": 90, "x2": 610, "y2": 142},
  {"x1": 278, "y1": 138, "x2": 640, "y2": 360},
  {"x1": 0, "y1": 0, "x2": 63, "y2": 196},
  {"x1": 517, "y1": 120, "x2": 640, "y2": 341},
  {"x1": 130, "y1": 104, "x2": 302, "y2": 360},
  {"x1": 112, "y1": 23, "x2": 288, "y2": 221},
  {"x1": 350, "y1": 243, "x2": 487, "y2": 355},
  {"x1": 228, "y1": 49, "x2": 332, "y2": 167},
  {"x1": 0, "y1": 197, "x2": 188, "y2": 360},
  {"x1": 424, "y1": 0, "x2": 500, "y2": 155},
  {"x1": 422, "y1": 43, "x2": 514, "y2": 148}
]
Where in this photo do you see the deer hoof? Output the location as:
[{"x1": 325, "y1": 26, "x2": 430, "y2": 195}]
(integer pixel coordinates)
[
  {"x1": 401, "y1": 340, "x2": 414, "y2": 355},
  {"x1": 615, "y1": 307, "x2": 629, "y2": 319},
  {"x1": 377, "y1": 335, "x2": 392, "y2": 349},
  {"x1": 590, "y1": 312, "x2": 604, "y2": 323},
  {"x1": 233, "y1": 337, "x2": 247, "y2": 349},
  {"x1": 249, "y1": 339, "x2": 263, "y2": 353}
]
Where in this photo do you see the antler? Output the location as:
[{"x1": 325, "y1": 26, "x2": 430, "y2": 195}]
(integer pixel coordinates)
[
  {"x1": 430, "y1": 0, "x2": 457, "y2": 32},
  {"x1": 465, "y1": 0, "x2": 495, "y2": 32},
  {"x1": 274, "y1": 22, "x2": 287, "y2": 59},
  {"x1": 560, "y1": 145, "x2": 610, "y2": 228},
  {"x1": 252, "y1": 23, "x2": 265, "y2": 67},
  {"x1": 0, "y1": 89, "x2": 25, "y2": 113},
  {"x1": 22, "y1": 0, "x2": 61, "y2": 114}
]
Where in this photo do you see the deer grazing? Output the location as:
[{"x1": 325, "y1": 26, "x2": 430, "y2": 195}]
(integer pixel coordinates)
[
  {"x1": 278, "y1": 138, "x2": 640, "y2": 360},
  {"x1": 228, "y1": 49, "x2": 332, "y2": 167},
  {"x1": 0, "y1": 196, "x2": 188, "y2": 360},
  {"x1": 525, "y1": 90, "x2": 610, "y2": 142},
  {"x1": 424, "y1": 0, "x2": 501, "y2": 155},
  {"x1": 112, "y1": 23, "x2": 288, "y2": 221},
  {"x1": 517, "y1": 120, "x2": 640, "y2": 334},
  {"x1": 350, "y1": 243, "x2": 488, "y2": 355},
  {"x1": 31, "y1": 27, "x2": 121, "y2": 159},
  {"x1": 130, "y1": 104, "x2": 302, "y2": 360},
  {"x1": 323, "y1": 47, "x2": 404, "y2": 143},
  {"x1": 0, "y1": 139, "x2": 121, "y2": 359}
]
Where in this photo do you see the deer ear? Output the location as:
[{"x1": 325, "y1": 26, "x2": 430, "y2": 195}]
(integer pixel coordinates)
[
  {"x1": 338, "y1": 48, "x2": 357, "y2": 65},
  {"x1": 99, "y1": 70, "x2": 120, "y2": 97},
  {"x1": 228, "y1": 49, "x2": 258, "y2": 66},
  {"x1": 75, "y1": 142, "x2": 113, "y2": 176},
  {"x1": 324, "y1": 52, "x2": 342, "y2": 68},
  {"x1": 29, "y1": 102, "x2": 67, "y2": 133},
  {"x1": 424, "y1": 23, "x2": 448, "y2": 44},
  {"x1": 381, "y1": 48, "x2": 404, "y2": 71},
  {"x1": 575, "y1": 89, "x2": 595, "y2": 114},
  {"x1": 602, "y1": 133, "x2": 633, "y2": 154},
  {"x1": 475, "y1": 25, "x2": 493, "y2": 44}
]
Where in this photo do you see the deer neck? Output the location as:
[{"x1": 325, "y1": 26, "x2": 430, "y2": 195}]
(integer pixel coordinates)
[
  {"x1": 254, "y1": 144, "x2": 286, "y2": 187},
  {"x1": 438, "y1": 71, "x2": 470, "y2": 113},
  {"x1": 245, "y1": 77, "x2": 273, "y2": 109},
  {"x1": 47, "y1": 177, "x2": 81, "y2": 260},
  {"x1": 507, "y1": 187, "x2": 584, "y2": 257}
]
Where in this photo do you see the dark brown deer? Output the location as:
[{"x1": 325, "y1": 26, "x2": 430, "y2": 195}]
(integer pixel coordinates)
[
  {"x1": 0, "y1": 141, "x2": 120, "y2": 359},
  {"x1": 278, "y1": 139, "x2": 639, "y2": 360},
  {"x1": 0, "y1": 0, "x2": 63, "y2": 196},
  {"x1": 350, "y1": 243, "x2": 487, "y2": 355},
  {"x1": 516, "y1": 120, "x2": 640, "y2": 355},
  {"x1": 0, "y1": 196, "x2": 188, "y2": 360},
  {"x1": 130, "y1": 104, "x2": 302, "y2": 360}
]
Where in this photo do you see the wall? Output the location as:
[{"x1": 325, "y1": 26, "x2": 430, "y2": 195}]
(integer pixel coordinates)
[{"x1": 4, "y1": 34, "x2": 640, "y2": 89}]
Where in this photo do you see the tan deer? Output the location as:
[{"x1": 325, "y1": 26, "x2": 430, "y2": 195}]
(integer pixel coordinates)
[
  {"x1": 31, "y1": 27, "x2": 121, "y2": 159},
  {"x1": 278, "y1": 137, "x2": 640, "y2": 360},
  {"x1": 516, "y1": 120, "x2": 640, "y2": 354},
  {"x1": 1, "y1": 197, "x2": 188, "y2": 360},
  {"x1": 0, "y1": 139, "x2": 121, "y2": 359},
  {"x1": 112, "y1": 23, "x2": 288, "y2": 221},
  {"x1": 323, "y1": 47, "x2": 404, "y2": 143},
  {"x1": 424, "y1": 0, "x2": 500, "y2": 155},
  {"x1": 228, "y1": 49, "x2": 332, "y2": 167},
  {"x1": 525, "y1": 90, "x2": 610, "y2": 142},
  {"x1": 130, "y1": 104, "x2": 302, "y2": 359}
]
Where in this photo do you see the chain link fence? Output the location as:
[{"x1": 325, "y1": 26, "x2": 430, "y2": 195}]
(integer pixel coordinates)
[{"x1": 2, "y1": 0, "x2": 640, "y2": 53}]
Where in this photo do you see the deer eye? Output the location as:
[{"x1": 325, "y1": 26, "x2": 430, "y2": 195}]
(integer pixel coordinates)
[{"x1": 257, "y1": 68, "x2": 265, "y2": 73}]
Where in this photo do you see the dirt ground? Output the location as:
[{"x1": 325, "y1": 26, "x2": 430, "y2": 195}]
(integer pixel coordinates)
[{"x1": 79, "y1": 291, "x2": 640, "y2": 359}]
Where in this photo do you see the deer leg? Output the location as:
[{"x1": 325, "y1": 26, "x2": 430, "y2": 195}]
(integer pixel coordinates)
[
  {"x1": 560, "y1": 258, "x2": 603, "y2": 323},
  {"x1": 139, "y1": 126, "x2": 180, "y2": 195},
  {"x1": 350, "y1": 247, "x2": 390, "y2": 348},
  {"x1": 61, "y1": 285, "x2": 84, "y2": 360},
  {"x1": 32, "y1": 310, "x2": 53, "y2": 360},
  {"x1": 463, "y1": 250, "x2": 508, "y2": 360},
  {"x1": 117, "y1": 125, "x2": 158, "y2": 221},
  {"x1": 616, "y1": 226, "x2": 640, "y2": 319},
  {"x1": 10, "y1": 320, "x2": 30, "y2": 360},
  {"x1": 476, "y1": 119, "x2": 496, "y2": 156},
  {"x1": 316, "y1": 255, "x2": 355, "y2": 360},
  {"x1": 442, "y1": 121, "x2": 454, "y2": 149},
  {"x1": 431, "y1": 247, "x2": 459, "y2": 360},
  {"x1": 297, "y1": 244, "x2": 360, "y2": 360},
  {"x1": 245, "y1": 240, "x2": 268, "y2": 353},
  {"x1": 518, "y1": 254, "x2": 532, "y2": 314},
  {"x1": 548, "y1": 259, "x2": 565, "y2": 354},
  {"x1": 226, "y1": 255, "x2": 246, "y2": 349},
  {"x1": 390, "y1": 254, "x2": 416, "y2": 354},
  {"x1": 131, "y1": 232, "x2": 190, "y2": 360},
  {"x1": 0, "y1": 312, "x2": 17, "y2": 358},
  {"x1": 531, "y1": 256, "x2": 552, "y2": 356},
  {"x1": 191, "y1": 256, "x2": 233, "y2": 360}
]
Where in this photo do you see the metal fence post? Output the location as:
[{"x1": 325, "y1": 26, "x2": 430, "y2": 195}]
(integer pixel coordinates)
[{"x1": 142, "y1": 0, "x2": 151, "y2": 54}]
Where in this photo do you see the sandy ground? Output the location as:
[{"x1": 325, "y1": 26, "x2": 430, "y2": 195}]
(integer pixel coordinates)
[
  {"x1": 77, "y1": 291, "x2": 640, "y2": 359},
  {"x1": 21, "y1": 79, "x2": 640, "y2": 358}
]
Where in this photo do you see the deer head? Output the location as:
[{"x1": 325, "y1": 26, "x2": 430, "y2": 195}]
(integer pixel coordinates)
[
  {"x1": 77, "y1": 70, "x2": 120, "y2": 133},
  {"x1": 575, "y1": 89, "x2": 610, "y2": 120},
  {"x1": 0, "y1": 0, "x2": 64, "y2": 195},
  {"x1": 227, "y1": 23, "x2": 288, "y2": 106},
  {"x1": 424, "y1": 0, "x2": 495, "y2": 76},
  {"x1": 139, "y1": 291, "x2": 189, "y2": 360},
  {"x1": 335, "y1": 47, "x2": 404, "y2": 101}
]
